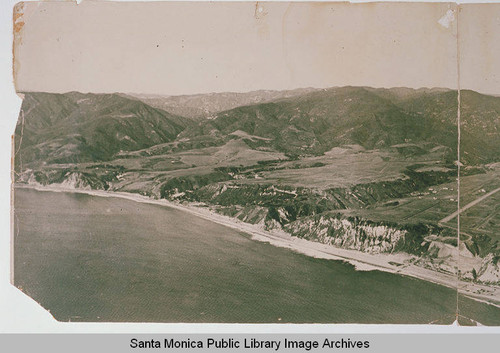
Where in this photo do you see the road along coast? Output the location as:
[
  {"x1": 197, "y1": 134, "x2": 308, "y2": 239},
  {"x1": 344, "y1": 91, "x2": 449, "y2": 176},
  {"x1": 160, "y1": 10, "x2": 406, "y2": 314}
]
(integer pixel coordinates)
[{"x1": 14, "y1": 183, "x2": 500, "y2": 307}]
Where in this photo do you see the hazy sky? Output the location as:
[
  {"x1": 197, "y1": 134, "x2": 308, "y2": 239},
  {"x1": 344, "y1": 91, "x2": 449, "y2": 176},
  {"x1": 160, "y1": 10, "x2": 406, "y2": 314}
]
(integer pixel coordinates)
[{"x1": 12, "y1": 1, "x2": 500, "y2": 95}]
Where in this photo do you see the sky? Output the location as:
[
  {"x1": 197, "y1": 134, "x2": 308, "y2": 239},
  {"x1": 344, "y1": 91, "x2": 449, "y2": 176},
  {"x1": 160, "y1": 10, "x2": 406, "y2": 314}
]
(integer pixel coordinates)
[{"x1": 12, "y1": 1, "x2": 500, "y2": 96}]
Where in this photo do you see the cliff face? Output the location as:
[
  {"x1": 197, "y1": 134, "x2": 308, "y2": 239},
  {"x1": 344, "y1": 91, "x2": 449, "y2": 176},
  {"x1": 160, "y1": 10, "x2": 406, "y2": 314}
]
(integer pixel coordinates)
[
  {"x1": 217, "y1": 202, "x2": 411, "y2": 255},
  {"x1": 18, "y1": 168, "x2": 121, "y2": 190},
  {"x1": 17, "y1": 167, "x2": 500, "y2": 285},
  {"x1": 284, "y1": 216, "x2": 406, "y2": 254},
  {"x1": 475, "y1": 254, "x2": 500, "y2": 283},
  {"x1": 13, "y1": 88, "x2": 500, "y2": 287}
]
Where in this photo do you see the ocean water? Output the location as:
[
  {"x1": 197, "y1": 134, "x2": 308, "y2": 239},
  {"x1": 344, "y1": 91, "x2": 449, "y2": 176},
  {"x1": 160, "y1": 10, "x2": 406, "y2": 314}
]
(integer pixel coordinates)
[{"x1": 13, "y1": 188, "x2": 500, "y2": 324}]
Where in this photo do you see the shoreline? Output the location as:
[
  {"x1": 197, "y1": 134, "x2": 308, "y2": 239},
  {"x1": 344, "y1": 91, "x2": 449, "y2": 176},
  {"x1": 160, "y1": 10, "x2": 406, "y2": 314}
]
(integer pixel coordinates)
[{"x1": 14, "y1": 183, "x2": 500, "y2": 308}]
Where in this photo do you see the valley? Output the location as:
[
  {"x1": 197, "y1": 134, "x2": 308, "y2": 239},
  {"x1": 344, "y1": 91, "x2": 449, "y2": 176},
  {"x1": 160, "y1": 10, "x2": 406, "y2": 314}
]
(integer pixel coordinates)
[{"x1": 13, "y1": 86, "x2": 500, "y2": 307}]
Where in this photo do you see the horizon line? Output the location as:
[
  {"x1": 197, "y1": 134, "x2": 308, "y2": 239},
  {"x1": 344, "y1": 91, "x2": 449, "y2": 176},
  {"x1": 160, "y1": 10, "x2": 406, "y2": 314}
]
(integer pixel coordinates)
[{"x1": 15, "y1": 84, "x2": 500, "y2": 98}]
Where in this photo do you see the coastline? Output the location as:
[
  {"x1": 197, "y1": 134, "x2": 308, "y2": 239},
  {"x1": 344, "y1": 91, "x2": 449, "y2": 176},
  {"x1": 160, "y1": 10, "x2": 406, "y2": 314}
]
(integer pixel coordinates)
[{"x1": 14, "y1": 183, "x2": 500, "y2": 308}]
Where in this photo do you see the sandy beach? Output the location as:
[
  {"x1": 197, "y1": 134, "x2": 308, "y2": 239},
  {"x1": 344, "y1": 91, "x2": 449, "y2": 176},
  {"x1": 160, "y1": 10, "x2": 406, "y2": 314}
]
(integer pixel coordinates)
[{"x1": 14, "y1": 183, "x2": 500, "y2": 308}]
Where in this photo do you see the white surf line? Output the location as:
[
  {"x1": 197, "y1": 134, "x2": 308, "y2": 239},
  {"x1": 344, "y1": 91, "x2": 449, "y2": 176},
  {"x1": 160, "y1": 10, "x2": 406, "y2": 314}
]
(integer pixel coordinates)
[
  {"x1": 439, "y1": 186, "x2": 500, "y2": 224},
  {"x1": 15, "y1": 184, "x2": 500, "y2": 307}
]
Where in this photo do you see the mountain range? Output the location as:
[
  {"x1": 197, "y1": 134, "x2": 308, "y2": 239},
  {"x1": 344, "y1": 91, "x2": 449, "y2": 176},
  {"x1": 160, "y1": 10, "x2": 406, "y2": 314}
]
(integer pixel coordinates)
[
  {"x1": 14, "y1": 86, "x2": 500, "y2": 171},
  {"x1": 13, "y1": 86, "x2": 500, "y2": 289}
]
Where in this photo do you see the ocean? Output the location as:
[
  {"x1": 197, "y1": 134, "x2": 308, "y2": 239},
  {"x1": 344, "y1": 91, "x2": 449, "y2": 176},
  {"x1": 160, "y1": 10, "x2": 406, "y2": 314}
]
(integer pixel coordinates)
[{"x1": 13, "y1": 188, "x2": 500, "y2": 324}]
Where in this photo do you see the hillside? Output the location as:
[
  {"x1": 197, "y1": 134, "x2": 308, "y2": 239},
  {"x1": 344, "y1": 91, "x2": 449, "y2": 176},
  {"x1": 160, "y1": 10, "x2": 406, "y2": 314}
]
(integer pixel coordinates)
[
  {"x1": 369, "y1": 87, "x2": 500, "y2": 164},
  {"x1": 177, "y1": 87, "x2": 455, "y2": 158},
  {"x1": 13, "y1": 86, "x2": 500, "y2": 287},
  {"x1": 14, "y1": 92, "x2": 188, "y2": 169},
  {"x1": 15, "y1": 87, "x2": 500, "y2": 170},
  {"x1": 175, "y1": 87, "x2": 498, "y2": 164}
]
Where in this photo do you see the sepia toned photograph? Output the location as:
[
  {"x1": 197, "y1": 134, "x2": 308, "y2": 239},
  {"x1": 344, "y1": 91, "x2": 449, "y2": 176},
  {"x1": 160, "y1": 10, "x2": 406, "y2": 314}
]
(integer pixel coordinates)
[{"x1": 10, "y1": 1, "x2": 500, "y2": 325}]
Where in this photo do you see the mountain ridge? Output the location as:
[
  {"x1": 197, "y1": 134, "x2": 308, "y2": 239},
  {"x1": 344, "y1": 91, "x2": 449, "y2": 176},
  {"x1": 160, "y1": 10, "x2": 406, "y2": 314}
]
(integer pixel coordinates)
[
  {"x1": 14, "y1": 92, "x2": 188, "y2": 167},
  {"x1": 14, "y1": 86, "x2": 500, "y2": 170}
]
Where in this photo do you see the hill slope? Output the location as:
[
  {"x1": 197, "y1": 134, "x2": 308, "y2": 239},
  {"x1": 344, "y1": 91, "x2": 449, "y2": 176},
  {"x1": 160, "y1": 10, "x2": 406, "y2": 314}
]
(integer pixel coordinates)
[
  {"x1": 178, "y1": 87, "x2": 456, "y2": 157},
  {"x1": 14, "y1": 87, "x2": 500, "y2": 171},
  {"x1": 14, "y1": 92, "x2": 188, "y2": 169},
  {"x1": 177, "y1": 87, "x2": 499, "y2": 164}
]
